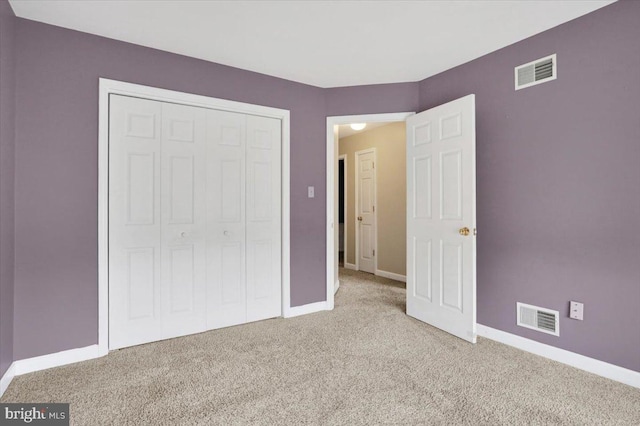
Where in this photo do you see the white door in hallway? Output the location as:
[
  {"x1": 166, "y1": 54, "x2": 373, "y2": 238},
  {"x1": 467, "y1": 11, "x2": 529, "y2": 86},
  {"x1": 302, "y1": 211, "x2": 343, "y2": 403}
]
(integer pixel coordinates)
[
  {"x1": 356, "y1": 149, "x2": 376, "y2": 274},
  {"x1": 406, "y1": 94, "x2": 477, "y2": 343}
]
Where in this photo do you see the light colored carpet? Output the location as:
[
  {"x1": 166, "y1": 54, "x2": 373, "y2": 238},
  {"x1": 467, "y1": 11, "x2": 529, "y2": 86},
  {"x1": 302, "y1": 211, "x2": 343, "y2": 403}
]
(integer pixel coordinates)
[{"x1": 2, "y1": 268, "x2": 639, "y2": 425}]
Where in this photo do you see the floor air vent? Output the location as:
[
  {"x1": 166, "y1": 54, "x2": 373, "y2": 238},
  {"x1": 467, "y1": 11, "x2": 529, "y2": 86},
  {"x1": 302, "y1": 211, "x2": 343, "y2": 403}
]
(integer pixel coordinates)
[
  {"x1": 517, "y1": 302, "x2": 559, "y2": 336},
  {"x1": 515, "y1": 54, "x2": 557, "y2": 90}
]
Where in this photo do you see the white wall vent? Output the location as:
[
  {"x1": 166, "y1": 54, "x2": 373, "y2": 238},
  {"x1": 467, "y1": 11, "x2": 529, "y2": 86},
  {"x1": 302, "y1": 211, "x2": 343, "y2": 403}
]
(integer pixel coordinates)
[
  {"x1": 515, "y1": 54, "x2": 557, "y2": 90},
  {"x1": 517, "y1": 302, "x2": 559, "y2": 336}
]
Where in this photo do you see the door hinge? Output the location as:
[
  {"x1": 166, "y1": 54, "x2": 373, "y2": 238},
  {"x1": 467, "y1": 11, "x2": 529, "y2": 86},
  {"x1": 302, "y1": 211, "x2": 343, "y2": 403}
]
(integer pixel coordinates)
[
  {"x1": 373, "y1": 249, "x2": 375, "y2": 256},
  {"x1": 373, "y1": 162, "x2": 375, "y2": 169},
  {"x1": 373, "y1": 205, "x2": 375, "y2": 212}
]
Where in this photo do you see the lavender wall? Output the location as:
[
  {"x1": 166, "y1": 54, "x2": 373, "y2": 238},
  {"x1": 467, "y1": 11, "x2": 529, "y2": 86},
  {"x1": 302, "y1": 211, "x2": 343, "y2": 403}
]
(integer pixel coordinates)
[
  {"x1": 13, "y1": 19, "x2": 326, "y2": 360},
  {"x1": 418, "y1": 0, "x2": 640, "y2": 372},
  {"x1": 325, "y1": 82, "x2": 419, "y2": 117},
  {"x1": 0, "y1": 0, "x2": 15, "y2": 378}
]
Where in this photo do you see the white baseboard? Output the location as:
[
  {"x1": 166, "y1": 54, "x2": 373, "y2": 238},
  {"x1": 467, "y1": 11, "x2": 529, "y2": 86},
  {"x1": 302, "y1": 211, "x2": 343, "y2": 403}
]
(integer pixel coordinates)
[
  {"x1": 334, "y1": 280, "x2": 340, "y2": 294},
  {"x1": 284, "y1": 301, "x2": 329, "y2": 318},
  {"x1": 477, "y1": 324, "x2": 640, "y2": 389},
  {"x1": 0, "y1": 362, "x2": 16, "y2": 398},
  {"x1": 1, "y1": 344, "x2": 103, "y2": 398},
  {"x1": 13, "y1": 344, "x2": 102, "y2": 376},
  {"x1": 375, "y1": 269, "x2": 406, "y2": 282},
  {"x1": 344, "y1": 263, "x2": 357, "y2": 271}
]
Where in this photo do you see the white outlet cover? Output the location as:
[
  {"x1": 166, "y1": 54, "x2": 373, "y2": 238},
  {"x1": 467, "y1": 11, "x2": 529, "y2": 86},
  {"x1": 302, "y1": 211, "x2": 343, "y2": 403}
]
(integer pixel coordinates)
[
  {"x1": 570, "y1": 301, "x2": 584, "y2": 320},
  {"x1": 307, "y1": 186, "x2": 314, "y2": 198}
]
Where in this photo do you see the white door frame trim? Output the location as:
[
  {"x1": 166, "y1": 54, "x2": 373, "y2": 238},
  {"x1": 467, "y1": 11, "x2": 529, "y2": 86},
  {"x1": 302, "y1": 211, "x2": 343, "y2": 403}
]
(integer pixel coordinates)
[
  {"x1": 326, "y1": 112, "x2": 413, "y2": 310},
  {"x1": 99, "y1": 78, "x2": 291, "y2": 355},
  {"x1": 354, "y1": 147, "x2": 377, "y2": 272}
]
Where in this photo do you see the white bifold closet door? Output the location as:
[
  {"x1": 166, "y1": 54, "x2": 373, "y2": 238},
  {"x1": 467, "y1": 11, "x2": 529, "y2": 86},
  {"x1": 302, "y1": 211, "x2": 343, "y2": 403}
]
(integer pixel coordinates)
[
  {"x1": 206, "y1": 110, "x2": 282, "y2": 329},
  {"x1": 109, "y1": 95, "x2": 281, "y2": 350}
]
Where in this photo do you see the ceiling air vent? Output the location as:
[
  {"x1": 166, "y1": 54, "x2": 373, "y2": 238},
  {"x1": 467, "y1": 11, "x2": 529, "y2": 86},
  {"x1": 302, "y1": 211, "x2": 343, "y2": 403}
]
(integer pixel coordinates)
[
  {"x1": 515, "y1": 54, "x2": 557, "y2": 90},
  {"x1": 517, "y1": 302, "x2": 559, "y2": 336}
]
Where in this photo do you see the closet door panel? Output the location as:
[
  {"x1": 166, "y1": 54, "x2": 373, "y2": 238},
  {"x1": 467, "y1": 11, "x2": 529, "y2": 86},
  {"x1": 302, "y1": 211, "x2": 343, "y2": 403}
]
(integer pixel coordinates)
[
  {"x1": 246, "y1": 115, "x2": 282, "y2": 322},
  {"x1": 160, "y1": 102, "x2": 207, "y2": 340},
  {"x1": 110, "y1": 94, "x2": 284, "y2": 347},
  {"x1": 206, "y1": 110, "x2": 248, "y2": 329},
  {"x1": 109, "y1": 95, "x2": 163, "y2": 349}
]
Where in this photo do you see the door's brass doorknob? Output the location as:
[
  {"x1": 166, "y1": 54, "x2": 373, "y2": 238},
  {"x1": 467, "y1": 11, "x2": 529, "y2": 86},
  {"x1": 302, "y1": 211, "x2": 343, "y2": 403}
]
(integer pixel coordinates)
[
  {"x1": 357, "y1": 216, "x2": 363, "y2": 221},
  {"x1": 459, "y1": 227, "x2": 470, "y2": 236}
]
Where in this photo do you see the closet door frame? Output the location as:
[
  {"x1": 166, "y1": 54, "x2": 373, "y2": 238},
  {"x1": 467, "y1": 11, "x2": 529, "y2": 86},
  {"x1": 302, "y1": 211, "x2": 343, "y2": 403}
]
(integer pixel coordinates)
[{"x1": 98, "y1": 78, "x2": 291, "y2": 356}]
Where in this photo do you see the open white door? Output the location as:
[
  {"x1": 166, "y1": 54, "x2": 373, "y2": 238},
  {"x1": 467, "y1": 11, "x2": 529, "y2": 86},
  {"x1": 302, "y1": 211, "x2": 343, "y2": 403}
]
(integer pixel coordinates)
[{"x1": 406, "y1": 95, "x2": 476, "y2": 343}]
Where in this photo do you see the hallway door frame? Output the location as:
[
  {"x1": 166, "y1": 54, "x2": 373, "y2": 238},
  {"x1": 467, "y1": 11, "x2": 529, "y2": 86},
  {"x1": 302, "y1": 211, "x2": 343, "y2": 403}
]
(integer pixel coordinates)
[{"x1": 326, "y1": 112, "x2": 414, "y2": 309}]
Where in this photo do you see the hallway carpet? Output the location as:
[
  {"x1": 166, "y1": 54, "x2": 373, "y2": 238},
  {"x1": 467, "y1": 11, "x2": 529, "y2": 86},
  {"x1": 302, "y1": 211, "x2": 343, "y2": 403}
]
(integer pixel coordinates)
[{"x1": 2, "y1": 268, "x2": 639, "y2": 425}]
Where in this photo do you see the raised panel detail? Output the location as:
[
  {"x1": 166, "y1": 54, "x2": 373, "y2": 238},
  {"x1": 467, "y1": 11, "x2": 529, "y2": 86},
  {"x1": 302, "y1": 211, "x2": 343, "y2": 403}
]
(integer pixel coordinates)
[
  {"x1": 250, "y1": 240, "x2": 272, "y2": 299},
  {"x1": 440, "y1": 113, "x2": 462, "y2": 141},
  {"x1": 440, "y1": 150, "x2": 462, "y2": 220},
  {"x1": 413, "y1": 156, "x2": 432, "y2": 219},
  {"x1": 221, "y1": 243, "x2": 242, "y2": 304},
  {"x1": 440, "y1": 241, "x2": 463, "y2": 312},
  {"x1": 170, "y1": 156, "x2": 194, "y2": 223},
  {"x1": 252, "y1": 129, "x2": 272, "y2": 149},
  {"x1": 127, "y1": 248, "x2": 155, "y2": 319},
  {"x1": 169, "y1": 245, "x2": 194, "y2": 313},
  {"x1": 221, "y1": 160, "x2": 241, "y2": 222},
  {"x1": 250, "y1": 161, "x2": 271, "y2": 220},
  {"x1": 360, "y1": 159, "x2": 372, "y2": 173},
  {"x1": 414, "y1": 122, "x2": 432, "y2": 146},
  {"x1": 360, "y1": 178, "x2": 373, "y2": 214},
  {"x1": 360, "y1": 224, "x2": 373, "y2": 260},
  {"x1": 169, "y1": 119, "x2": 194, "y2": 142},
  {"x1": 126, "y1": 113, "x2": 155, "y2": 139},
  {"x1": 221, "y1": 126, "x2": 241, "y2": 146},
  {"x1": 127, "y1": 153, "x2": 155, "y2": 225},
  {"x1": 414, "y1": 238, "x2": 432, "y2": 301}
]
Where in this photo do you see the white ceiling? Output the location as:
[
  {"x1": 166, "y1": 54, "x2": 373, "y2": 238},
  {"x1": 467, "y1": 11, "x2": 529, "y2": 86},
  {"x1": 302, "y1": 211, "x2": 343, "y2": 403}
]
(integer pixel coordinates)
[{"x1": 9, "y1": 0, "x2": 614, "y2": 88}]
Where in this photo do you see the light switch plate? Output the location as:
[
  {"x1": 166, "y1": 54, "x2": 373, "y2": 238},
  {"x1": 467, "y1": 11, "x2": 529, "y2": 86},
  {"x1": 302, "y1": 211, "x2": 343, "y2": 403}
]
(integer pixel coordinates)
[
  {"x1": 307, "y1": 186, "x2": 314, "y2": 198},
  {"x1": 569, "y1": 301, "x2": 584, "y2": 320}
]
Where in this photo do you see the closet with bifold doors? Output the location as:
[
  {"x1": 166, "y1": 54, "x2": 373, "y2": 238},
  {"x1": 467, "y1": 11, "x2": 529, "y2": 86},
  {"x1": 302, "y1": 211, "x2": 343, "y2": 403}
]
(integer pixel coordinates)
[{"x1": 108, "y1": 94, "x2": 282, "y2": 350}]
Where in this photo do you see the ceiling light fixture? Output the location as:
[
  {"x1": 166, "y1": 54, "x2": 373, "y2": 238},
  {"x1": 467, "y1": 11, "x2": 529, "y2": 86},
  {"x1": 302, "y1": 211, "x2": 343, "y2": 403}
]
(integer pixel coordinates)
[{"x1": 350, "y1": 123, "x2": 366, "y2": 131}]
